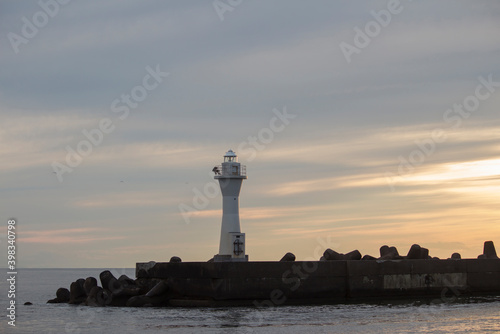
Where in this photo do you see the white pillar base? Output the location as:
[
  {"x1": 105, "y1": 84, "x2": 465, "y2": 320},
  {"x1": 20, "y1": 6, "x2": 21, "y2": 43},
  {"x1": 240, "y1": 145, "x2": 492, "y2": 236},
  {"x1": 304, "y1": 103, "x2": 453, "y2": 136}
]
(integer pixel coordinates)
[{"x1": 213, "y1": 254, "x2": 249, "y2": 262}]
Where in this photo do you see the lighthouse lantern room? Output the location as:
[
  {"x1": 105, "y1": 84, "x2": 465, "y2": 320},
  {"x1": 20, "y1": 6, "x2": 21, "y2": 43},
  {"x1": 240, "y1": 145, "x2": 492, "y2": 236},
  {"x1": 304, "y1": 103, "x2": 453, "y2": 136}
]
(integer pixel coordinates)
[{"x1": 212, "y1": 149, "x2": 248, "y2": 262}]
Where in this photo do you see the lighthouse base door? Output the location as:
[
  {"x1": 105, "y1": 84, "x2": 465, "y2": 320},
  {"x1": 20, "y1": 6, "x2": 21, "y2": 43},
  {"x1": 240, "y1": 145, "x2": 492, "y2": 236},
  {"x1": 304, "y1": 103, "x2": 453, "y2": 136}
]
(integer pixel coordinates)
[{"x1": 214, "y1": 233, "x2": 248, "y2": 262}]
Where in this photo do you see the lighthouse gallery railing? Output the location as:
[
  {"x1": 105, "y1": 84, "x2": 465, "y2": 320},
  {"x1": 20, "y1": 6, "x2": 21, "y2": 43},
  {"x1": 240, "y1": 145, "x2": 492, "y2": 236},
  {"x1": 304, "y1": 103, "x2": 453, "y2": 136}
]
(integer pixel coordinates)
[{"x1": 214, "y1": 165, "x2": 246, "y2": 176}]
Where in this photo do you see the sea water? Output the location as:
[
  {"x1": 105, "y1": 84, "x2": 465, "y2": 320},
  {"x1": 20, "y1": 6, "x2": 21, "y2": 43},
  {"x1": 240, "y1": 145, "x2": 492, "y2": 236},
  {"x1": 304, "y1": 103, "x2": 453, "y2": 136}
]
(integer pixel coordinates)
[{"x1": 1, "y1": 268, "x2": 499, "y2": 333}]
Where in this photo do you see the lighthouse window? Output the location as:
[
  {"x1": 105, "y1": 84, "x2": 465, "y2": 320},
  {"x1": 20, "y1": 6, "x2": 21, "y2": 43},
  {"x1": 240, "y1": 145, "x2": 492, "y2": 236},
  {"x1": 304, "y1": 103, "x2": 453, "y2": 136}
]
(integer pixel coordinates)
[{"x1": 232, "y1": 166, "x2": 239, "y2": 175}]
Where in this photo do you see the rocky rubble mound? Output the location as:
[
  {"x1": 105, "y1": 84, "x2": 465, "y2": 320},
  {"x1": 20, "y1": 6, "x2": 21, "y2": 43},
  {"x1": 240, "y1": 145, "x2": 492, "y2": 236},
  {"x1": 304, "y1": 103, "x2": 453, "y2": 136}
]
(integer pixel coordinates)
[
  {"x1": 320, "y1": 241, "x2": 497, "y2": 262},
  {"x1": 47, "y1": 270, "x2": 170, "y2": 307}
]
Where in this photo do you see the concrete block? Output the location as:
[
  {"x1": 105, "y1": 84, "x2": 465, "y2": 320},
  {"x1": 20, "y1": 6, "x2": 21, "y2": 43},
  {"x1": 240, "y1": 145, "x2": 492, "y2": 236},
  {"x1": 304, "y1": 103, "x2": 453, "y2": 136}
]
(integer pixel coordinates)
[
  {"x1": 380, "y1": 245, "x2": 390, "y2": 257},
  {"x1": 378, "y1": 260, "x2": 413, "y2": 275},
  {"x1": 407, "y1": 244, "x2": 422, "y2": 259},
  {"x1": 344, "y1": 250, "x2": 362, "y2": 261},
  {"x1": 280, "y1": 252, "x2": 296, "y2": 262},
  {"x1": 348, "y1": 275, "x2": 384, "y2": 297},
  {"x1": 347, "y1": 260, "x2": 379, "y2": 276},
  {"x1": 468, "y1": 272, "x2": 500, "y2": 292},
  {"x1": 412, "y1": 259, "x2": 466, "y2": 274},
  {"x1": 324, "y1": 249, "x2": 343, "y2": 261},
  {"x1": 484, "y1": 241, "x2": 498, "y2": 259},
  {"x1": 466, "y1": 259, "x2": 500, "y2": 273}
]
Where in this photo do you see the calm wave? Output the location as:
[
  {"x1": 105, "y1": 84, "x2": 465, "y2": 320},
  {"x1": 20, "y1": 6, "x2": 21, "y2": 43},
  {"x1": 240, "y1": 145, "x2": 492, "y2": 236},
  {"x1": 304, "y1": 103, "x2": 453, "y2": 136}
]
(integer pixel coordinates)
[{"x1": 1, "y1": 268, "x2": 499, "y2": 333}]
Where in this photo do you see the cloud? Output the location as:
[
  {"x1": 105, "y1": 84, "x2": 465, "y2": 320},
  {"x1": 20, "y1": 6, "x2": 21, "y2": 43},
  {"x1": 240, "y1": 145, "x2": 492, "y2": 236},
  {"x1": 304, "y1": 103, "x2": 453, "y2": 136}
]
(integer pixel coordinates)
[
  {"x1": 184, "y1": 204, "x2": 329, "y2": 221},
  {"x1": 404, "y1": 158, "x2": 500, "y2": 184},
  {"x1": 19, "y1": 227, "x2": 126, "y2": 244},
  {"x1": 268, "y1": 173, "x2": 384, "y2": 196},
  {"x1": 1, "y1": 1, "x2": 499, "y2": 266},
  {"x1": 72, "y1": 189, "x2": 185, "y2": 208}
]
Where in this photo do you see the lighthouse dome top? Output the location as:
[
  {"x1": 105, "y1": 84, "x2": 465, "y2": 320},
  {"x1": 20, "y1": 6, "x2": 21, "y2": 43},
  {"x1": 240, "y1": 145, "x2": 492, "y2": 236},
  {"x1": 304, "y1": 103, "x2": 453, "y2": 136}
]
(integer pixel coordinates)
[
  {"x1": 224, "y1": 149, "x2": 238, "y2": 162},
  {"x1": 224, "y1": 149, "x2": 237, "y2": 157}
]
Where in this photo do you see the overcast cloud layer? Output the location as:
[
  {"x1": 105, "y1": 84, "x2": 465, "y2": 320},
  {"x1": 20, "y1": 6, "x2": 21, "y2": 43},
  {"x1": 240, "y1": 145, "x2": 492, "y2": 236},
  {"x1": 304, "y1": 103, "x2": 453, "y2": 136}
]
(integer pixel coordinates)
[{"x1": 1, "y1": 0, "x2": 500, "y2": 267}]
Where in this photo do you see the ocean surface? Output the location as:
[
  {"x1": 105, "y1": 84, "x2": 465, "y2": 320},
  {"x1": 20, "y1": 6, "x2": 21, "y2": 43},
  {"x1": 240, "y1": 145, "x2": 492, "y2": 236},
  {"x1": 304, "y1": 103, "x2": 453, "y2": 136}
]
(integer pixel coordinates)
[{"x1": 1, "y1": 268, "x2": 499, "y2": 333}]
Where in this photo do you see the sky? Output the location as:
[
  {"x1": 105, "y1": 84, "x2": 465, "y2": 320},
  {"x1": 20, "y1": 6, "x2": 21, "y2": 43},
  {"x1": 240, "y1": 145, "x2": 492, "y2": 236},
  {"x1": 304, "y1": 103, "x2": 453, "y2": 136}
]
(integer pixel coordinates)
[{"x1": 1, "y1": 0, "x2": 500, "y2": 268}]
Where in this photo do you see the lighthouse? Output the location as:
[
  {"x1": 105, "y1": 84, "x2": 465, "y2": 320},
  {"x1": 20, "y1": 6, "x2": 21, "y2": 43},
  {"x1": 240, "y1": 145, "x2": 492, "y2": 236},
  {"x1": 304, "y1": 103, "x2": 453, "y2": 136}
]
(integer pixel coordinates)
[{"x1": 212, "y1": 149, "x2": 248, "y2": 262}]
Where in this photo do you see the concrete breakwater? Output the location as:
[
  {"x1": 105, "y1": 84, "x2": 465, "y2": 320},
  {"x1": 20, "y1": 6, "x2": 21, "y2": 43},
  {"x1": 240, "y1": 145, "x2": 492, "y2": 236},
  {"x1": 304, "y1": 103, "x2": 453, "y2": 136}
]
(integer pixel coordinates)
[{"x1": 47, "y1": 241, "x2": 500, "y2": 307}]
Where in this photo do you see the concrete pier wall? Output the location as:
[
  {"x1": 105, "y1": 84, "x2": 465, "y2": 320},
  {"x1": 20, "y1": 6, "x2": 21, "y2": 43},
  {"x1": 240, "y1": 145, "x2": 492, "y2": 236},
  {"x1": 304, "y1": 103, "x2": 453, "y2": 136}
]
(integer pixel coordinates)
[{"x1": 136, "y1": 259, "x2": 500, "y2": 304}]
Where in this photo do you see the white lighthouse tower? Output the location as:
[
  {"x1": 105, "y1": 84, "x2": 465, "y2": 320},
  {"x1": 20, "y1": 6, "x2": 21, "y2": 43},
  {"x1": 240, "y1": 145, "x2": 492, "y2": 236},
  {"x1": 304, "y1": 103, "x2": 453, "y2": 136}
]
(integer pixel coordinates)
[{"x1": 212, "y1": 149, "x2": 248, "y2": 262}]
